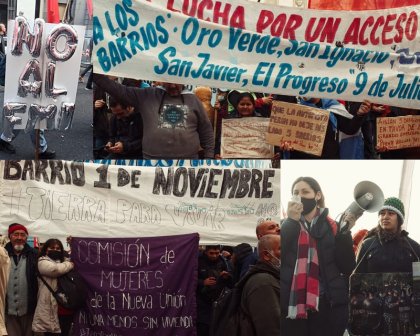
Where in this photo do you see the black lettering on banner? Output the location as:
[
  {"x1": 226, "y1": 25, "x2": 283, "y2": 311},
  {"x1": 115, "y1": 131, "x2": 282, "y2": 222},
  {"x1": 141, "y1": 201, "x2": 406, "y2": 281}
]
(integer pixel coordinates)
[
  {"x1": 71, "y1": 162, "x2": 85, "y2": 186},
  {"x1": 153, "y1": 167, "x2": 173, "y2": 195},
  {"x1": 3, "y1": 161, "x2": 21, "y2": 180},
  {"x1": 249, "y1": 169, "x2": 263, "y2": 198},
  {"x1": 173, "y1": 167, "x2": 188, "y2": 197},
  {"x1": 131, "y1": 170, "x2": 141, "y2": 188},
  {"x1": 262, "y1": 169, "x2": 275, "y2": 198},
  {"x1": 22, "y1": 161, "x2": 35, "y2": 180},
  {"x1": 188, "y1": 168, "x2": 207, "y2": 197},
  {"x1": 219, "y1": 169, "x2": 239, "y2": 198},
  {"x1": 118, "y1": 168, "x2": 130, "y2": 187},
  {"x1": 49, "y1": 160, "x2": 66, "y2": 185},
  {"x1": 205, "y1": 169, "x2": 222, "y2": 198},
  {"x1": 235, "y1": 169, "x2": 252, "y2": 198},
  {"x1": 35, "y1": 160, "x2": 49, "y2": 183},
  {"x1": 94, "y1": 164, "x2": 111, "y2": 189}
]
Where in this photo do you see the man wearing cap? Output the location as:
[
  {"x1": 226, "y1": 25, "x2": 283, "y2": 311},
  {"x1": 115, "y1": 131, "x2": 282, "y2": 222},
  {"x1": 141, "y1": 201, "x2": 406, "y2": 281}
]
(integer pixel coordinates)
[
  {"x1": 355, "y1": 197, "x2": 420, "y2": 274},
  {"x1": 4, "y1": 223, "x2": 38, "y2": 336}
]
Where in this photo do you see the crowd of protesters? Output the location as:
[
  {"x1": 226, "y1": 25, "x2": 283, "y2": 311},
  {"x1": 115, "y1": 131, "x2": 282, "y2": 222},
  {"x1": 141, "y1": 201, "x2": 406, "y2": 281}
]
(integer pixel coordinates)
[
  {"x1": 92, "y1": 74, "x2": 420, "y2": 161},
  {"x1": 0, "y1": 184, "x2": 419, "y2": 335}
]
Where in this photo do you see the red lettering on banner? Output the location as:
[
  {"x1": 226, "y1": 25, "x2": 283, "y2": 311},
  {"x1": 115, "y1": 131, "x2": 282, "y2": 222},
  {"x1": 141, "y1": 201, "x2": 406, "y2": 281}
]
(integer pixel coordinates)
[
  {"x1": 256, "y1": 10, "x2": 302, "y2": 39},
  {"x1": 167, "y1": 0, "x2": 245, "y2": 28},
  {"x1": 343, "y1": 12, "x2": 417, "y2": 45},
  {"x1": 305, "y1": 17, "x2": 340, "y2": 43}
]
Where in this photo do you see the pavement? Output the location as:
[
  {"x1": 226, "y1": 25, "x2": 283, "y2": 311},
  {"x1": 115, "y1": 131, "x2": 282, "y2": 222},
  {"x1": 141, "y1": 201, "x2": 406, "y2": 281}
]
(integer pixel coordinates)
[{"x1": 0, "y1": 81, "x2": 93, "y2": 160}]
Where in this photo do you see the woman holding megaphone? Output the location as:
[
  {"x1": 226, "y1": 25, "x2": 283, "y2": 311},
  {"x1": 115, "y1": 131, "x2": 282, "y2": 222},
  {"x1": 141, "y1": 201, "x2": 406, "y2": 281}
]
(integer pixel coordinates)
[{"x1": 281, "y1": 176, "x2": 357, "y2": 336}]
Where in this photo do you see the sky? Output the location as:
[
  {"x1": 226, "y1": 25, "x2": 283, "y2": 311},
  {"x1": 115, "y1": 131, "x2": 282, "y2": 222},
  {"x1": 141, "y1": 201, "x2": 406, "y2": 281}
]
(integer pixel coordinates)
[{"x1": 280, "y1": 160, "x2": 420, "y2": 241}]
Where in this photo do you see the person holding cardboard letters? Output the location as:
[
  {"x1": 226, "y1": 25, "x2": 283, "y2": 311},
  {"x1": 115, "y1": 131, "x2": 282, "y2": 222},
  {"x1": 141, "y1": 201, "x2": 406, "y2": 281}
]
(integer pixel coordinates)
[{"x1": 281, "y1": 176, "x2": 356, "y2": 336}]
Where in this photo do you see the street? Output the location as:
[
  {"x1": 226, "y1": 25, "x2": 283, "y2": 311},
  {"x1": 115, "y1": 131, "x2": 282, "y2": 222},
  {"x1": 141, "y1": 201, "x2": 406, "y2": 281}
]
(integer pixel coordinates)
[{"x1": 0, "y1": 81, "x2": 93, "y2": 160}]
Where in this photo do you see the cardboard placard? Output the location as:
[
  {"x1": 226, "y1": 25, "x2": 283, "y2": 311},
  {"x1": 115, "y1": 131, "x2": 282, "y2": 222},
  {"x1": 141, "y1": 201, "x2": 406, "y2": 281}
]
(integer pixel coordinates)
[{"x1": 377, "y1": 116, "x2": 420, "y2": 150}]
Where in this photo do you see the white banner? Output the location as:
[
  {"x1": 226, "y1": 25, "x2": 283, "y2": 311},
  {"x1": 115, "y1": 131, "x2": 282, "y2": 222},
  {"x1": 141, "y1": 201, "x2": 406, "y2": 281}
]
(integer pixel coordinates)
[
  {"x1": 4, "y1": 19, "x2": 85, "y2": 130},
  {"x1": 0, "y1": 161, "x2": 280, "y2": 247},
  {"x1": 92, "y1": 0, "x2": 419, "y2": 108}
]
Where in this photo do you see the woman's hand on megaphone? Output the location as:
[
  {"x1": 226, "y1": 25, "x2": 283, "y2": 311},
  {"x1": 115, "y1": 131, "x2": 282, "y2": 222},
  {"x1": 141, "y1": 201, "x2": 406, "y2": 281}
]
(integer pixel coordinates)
[
  {"x1": 342, "y1": 212, "x2": 358, "y2": 231},
  {"x1": 287, "y1": 199, "x2": 303, "y2": 221}
]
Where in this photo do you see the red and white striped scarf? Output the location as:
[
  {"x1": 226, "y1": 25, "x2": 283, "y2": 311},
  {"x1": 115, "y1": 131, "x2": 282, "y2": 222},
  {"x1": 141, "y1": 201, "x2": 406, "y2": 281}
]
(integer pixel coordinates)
[{"x1": 287, "y1": 220, "x2": 320, "y2": 319}]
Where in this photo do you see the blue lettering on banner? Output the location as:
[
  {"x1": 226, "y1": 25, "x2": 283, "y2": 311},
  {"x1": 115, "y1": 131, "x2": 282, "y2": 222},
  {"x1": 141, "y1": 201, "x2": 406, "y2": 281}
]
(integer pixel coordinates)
[
  {"x1": 181, "y1": 18, "x2": 223, "y2": 48},
  {"x1": 96, "y1": 15, "x2": 169, "y2": 72},
  {"x1": 154, "y1": 47, "x2": 247, "y2": 84},
  {"x1": 228, "y1": 27, "x2": 281, "y2": 55}
]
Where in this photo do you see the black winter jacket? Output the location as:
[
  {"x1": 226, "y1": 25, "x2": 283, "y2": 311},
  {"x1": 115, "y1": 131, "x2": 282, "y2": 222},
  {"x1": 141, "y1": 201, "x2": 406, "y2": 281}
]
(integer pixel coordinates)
[
  {"x1": 355, "y1": 229, "x2": 420, "y2": 273},
  {"x1": 280, "y1": 209, "x2": 355, "y2": 312}
]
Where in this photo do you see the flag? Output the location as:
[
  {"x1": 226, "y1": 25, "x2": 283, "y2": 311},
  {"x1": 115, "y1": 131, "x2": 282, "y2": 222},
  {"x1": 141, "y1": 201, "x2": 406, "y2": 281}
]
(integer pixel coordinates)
[
  {"x1": 47, "y1": 0, "x2": 60, "y2": 23},
  {"x1": 86, "y1": 0, "x2": 93, "y2": 18},
  {"x1": 308, "y1": 0, "x2": 420, "y2": 10}
]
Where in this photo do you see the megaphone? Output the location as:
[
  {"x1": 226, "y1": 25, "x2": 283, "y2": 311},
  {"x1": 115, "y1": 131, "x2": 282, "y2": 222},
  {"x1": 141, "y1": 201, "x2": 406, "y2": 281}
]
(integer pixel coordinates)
[{"x1": 339, "y1": 181, "x2": 384, "y2": 231}]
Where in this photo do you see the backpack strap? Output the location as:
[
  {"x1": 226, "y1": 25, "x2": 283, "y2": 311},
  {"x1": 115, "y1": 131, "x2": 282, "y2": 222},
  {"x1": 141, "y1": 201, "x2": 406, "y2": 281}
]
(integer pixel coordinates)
[
  {"x1": 37, "y1": 273, "x2": 57, "y2": 296},
  {"x1": 326, "y1": 216, "x2": 338, "y2": 236}
]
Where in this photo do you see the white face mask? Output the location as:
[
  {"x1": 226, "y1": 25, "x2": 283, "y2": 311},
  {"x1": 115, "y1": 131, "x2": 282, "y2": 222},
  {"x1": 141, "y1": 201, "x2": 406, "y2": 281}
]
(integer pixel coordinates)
[
  {"x1": 265, "y1": 250, "x2": 281, "y2": 269},
  {"x1": 14, "y1": 244, "x2": 24, "y2": 252}
]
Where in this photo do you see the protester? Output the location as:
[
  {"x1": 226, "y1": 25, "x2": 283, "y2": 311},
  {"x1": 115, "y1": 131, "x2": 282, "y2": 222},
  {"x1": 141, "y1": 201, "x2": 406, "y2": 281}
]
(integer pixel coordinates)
[
  {"x1": 281, "y1": 177, "x2": 356, "y2": 336},
  {"x1": 0, "y1": 23, "x2": 6, "y2": 57},
  {"x1": 231, "y1": 243, "x2": 253, "y2": 284},
  {"x1": 197, "y1": 245, "x2": 232, "y2": 336},
  {"x1": 281, "y1": 98, "x2": 371, "y2": 159},
  {"x1": 355, "y1": 197, "x2": 420, "y2": 273},
  {"x1": 238, "y1": 234, "x2": 281, "y2": 336},
  {"x1": 32, "y1": 238, "x2": 74, "y2": 336},
  {"x1": 0, "y1": 238, "x2": 10, "y2": 336},
  {"x1": 105, "y1": 96, "x2": 143, "y2": 159},
  {"x1": 4, "y1": 223, "x2": 38, "y2": 336},
  {"x1": 238, "y1": 220, "x2": 281, "y2": 280},
  {"x1": 352, "y1": 229, "x2": 368, "y2": 254},
  {"x1": 354, "y1": 197, "x2": 420, "y2": 335},
  {"x1": 94, "y1": 75, "x2": 214, "y2": 159}
]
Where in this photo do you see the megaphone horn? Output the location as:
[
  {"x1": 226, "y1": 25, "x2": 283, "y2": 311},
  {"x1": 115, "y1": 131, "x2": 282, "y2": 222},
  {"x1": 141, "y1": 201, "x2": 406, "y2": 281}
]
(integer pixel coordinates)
[{"x1": 340, "y1": 181, "x2": 384, "y2": 231}]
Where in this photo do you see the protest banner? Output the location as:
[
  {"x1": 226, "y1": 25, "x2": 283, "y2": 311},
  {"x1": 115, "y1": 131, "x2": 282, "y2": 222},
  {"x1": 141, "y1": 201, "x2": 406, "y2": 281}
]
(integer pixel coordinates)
[
  {"x1": 93, "y1": 0, "x2": 419, "y2": 108},
  {"x1": 72, "y1": 233, "x2": 198, "y2": 335},
  {"x1": 377, "y1": 115, "x2": 420, "y2": 150},
  {"x1": 349, "y1": 272, "x2": 420, "y2": 335},
  {"x1": 87, "y1": 159, "x2": 273, "y2": 168},
  {"x1": 0, "y1": 160, "x2": 280, "y2": 247},
  {"x1": 2, "y1": 18, "x2": 85, "y2": 136},
  {"x1": 266, "y1": 101, "x2": 329, "y2": 156},
  {"x1": 220, "y1": 117, "x2": 274, "y2": 158}
]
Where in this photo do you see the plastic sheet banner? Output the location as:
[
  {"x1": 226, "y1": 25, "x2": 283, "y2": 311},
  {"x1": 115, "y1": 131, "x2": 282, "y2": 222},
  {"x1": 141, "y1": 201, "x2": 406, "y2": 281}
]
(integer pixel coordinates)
[
  {"x1": 92, "y1": 0, "x2": 419, "y2": 108},
  {"x1": 3, "y1": 18, "x2": 85, "y2": 132},
  {"x1": 72, "y1": 233, "x2": 198, "y2": 336},
  {"x1": 377, "y1": 115, "x2": 420, "y2": 150},
  {"x1": 0, "y1": 160, "x2": 280, "y2": 247},
  {"x1": 221, "y1": 117, "x2": 274, "y2": 158},
  {"x1": 349, "y1": 272, "x2": 420, "y2": 335},
  {"x1": 266, "y1": 101, "x2": 329, "y2": 156}
]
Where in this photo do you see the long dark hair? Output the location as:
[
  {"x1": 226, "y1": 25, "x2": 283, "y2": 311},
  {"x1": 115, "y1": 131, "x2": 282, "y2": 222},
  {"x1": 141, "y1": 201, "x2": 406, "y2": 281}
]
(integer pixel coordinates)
[
  {"x1": 39, "y1": 238, "x2": 65, "y2": 262},
  {"x1": 292, "y1": 176, "x2": 325, "y2": 208}
]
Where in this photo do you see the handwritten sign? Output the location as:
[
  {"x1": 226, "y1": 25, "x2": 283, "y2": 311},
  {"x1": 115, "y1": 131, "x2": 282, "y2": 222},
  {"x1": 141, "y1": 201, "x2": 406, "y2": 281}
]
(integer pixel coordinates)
[
  {"x1": 377, "y1": 115, "x2": 420, "y2": 150},
  {"x1": 0, "y1": 160, "x2": 280, "y2": 247},
  {"x1": 92, "y1": 0, "x2": 419, "y2": 108},
  {"x1": 221, "y1": 117, "x2": 273, "y2": 158},
  {"x1": 72, "y1": 234, "x2": 198, "y2": 335},
  {"x1": 3, "y1": 19, "x2": 85, "y2": 131},
  {"x1": 266, "y1": 101, "x2": 329, "y2": 156}
]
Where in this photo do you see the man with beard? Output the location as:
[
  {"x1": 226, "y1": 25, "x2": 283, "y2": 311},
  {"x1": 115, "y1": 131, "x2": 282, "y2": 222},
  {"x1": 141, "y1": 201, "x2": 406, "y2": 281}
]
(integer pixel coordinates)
[
  {"x1": 4, "y1": 224, "x2": 38, "y2": 336},
  {"x1": 197, "y1": 245, "x2": 232, "y2": 336}
]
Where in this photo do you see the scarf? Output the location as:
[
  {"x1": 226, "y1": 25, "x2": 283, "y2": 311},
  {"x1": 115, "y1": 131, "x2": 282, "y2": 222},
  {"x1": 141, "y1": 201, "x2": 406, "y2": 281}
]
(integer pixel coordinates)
[{"x1": 287, "y1": 217, "x2": 320, "y2": 319}]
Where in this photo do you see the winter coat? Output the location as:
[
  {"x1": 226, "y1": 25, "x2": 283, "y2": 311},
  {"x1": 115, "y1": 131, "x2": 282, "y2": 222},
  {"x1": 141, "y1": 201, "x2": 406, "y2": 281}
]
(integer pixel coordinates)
[
  {"x1": 32, "y1": 256, "x2": 73, "y2": 333},
  {"x1": 0, "y1": 246, "x2": 10, "y2": 335},
  {"x1": 355, "y1": 229, "x2": 420, "y2": 273},
  {"x1": 281, "y1": 208, "x2": 355, "y2": 312},
  {"x1": 4, "y1": 242, "x2": 38, "y2": 315},
  {"x1": 108, "y1": 111, "x2": 143, "y2": 157},
  {"x1": 240, "y1": 261, "x2": 281, "y2": 336},
  {"x1": 94, "y1": 75, "x2": 214, "y2": 159}
]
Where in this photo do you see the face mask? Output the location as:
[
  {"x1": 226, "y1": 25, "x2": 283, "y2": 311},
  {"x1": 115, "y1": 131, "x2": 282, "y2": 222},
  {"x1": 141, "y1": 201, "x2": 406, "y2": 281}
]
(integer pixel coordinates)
[
  {"x1": 47, "y1": 250, "x2": 62, "y2": 261},
  {"x1": 301, "y1": 197, "x2": 317, "y2": 215},
  {"x1": 14, "y1": 244, "x2": 24, "y2": 252},
  {"x1": 265, "y1": 250, "x2": 281, "y2": 270}
]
